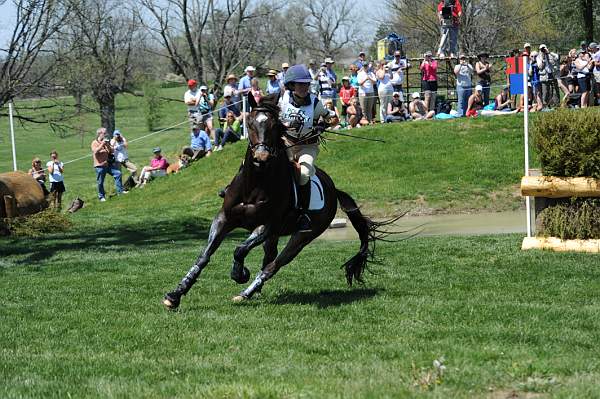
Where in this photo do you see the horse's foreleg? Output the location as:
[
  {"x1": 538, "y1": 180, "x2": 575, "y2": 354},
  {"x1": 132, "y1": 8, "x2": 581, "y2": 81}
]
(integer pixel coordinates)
[
  {"x1": 234, "y1": 232, "x2": 311, "y2": 301},
  {"x1": 262, "y1": 235, "x2": 279, "y2": 269},
  {"x1": 230, "y1": 225, "x2": 269, "y2": 284},
  {"x1": 164, "y1": 212, "x2": 233, "y2": 310}
]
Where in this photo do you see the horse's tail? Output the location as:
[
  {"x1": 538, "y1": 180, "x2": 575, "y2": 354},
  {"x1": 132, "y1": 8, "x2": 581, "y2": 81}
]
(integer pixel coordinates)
[{"x1": 336, "y1": 189, "x2": 402, "y2": 286}]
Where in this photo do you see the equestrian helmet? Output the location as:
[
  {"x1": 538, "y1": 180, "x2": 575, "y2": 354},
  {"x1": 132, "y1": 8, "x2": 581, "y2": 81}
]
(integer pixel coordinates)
[{"x1": 283, "y1": 64, "x2": 312, "y2": 85}]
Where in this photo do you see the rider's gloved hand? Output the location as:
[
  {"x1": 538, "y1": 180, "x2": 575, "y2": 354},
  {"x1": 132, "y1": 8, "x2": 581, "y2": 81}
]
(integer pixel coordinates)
[{"x1": 313, "y1": 121, "x2": 327, "y2": 135}]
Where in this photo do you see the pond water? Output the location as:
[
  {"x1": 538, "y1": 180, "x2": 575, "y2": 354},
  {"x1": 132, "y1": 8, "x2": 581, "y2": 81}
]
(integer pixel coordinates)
[{"x1": 319, "y1": 211, "x2": 527, "y2": 241}]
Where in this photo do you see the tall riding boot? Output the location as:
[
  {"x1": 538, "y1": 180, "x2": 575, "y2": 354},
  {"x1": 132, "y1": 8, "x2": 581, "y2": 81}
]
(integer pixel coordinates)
[{"x1": 297, "y1": 182, "x2": 312, "y2": 232}]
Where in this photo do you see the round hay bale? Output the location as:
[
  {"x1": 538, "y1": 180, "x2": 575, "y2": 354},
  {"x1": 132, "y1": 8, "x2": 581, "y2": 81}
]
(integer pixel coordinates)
[{"x1": 0, "y1": 171, "x2": 47, "y2": 217}]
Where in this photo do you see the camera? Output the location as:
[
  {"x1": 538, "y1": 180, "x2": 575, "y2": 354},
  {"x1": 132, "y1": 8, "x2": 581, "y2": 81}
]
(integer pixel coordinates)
[{"x1": 103, "y1": 137, "x2": 110, "y2": 143}]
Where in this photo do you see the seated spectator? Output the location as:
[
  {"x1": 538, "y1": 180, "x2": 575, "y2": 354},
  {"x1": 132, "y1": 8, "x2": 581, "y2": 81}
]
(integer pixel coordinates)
[
  {"x1": 559, "y1": 50, "x2": 577, "y2": 103},
  {"x1": 215, "y1": 111, "x2": 241, "y2": 151},
  {"x1": 182, "y1": 123, "x2": 213, "y2": 161},
  {"x1": 266, "y1": 69, "x2": 283, "y2": 95},
  {"x1": 47, "y1": 150, "x2": 65, "y2": 209},
  {"x1": 219, "y1": 87, "x2": 241, "y2": 123},
  {"x1": 345, "y1": 97, "x2": 367, "y2": 129},
  {"x1": 386, "y1": 92, "x2": 409, "y2": 122},
  {"x1": 137, "y1": 147, "x2": 169, "y2": 188},
  {"x1": 323, "y1": 99, "x2": 341, "y2": 129},
  {"x1": 339, "y1": 76, "x2": 356, "y2": 124},
  {"x1": 91, "y1": 127, "x2": 124, "y2": 201},
  {"x1": 28, "y1": 157, "x2": 49, "y2": 196},
  {"x1": 494, "y1": 86, "x2": 512, "y2": 111},
  {"x1": 110, "y1": 130, "x2": 138, "y2": 186},
  {"x1": 409, "y1": 92, "x2": 435, "y2": 120},
  {"x1": 466, "y1": 85, "x2": 484, "y2": 117},
  {"x1": 250, "y1": 78, "x2": 263, "y2": 104}
]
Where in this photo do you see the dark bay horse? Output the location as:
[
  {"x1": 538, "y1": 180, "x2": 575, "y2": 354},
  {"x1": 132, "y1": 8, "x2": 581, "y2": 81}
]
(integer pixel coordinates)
[{"x1": 163, "y1": 93, "x2": 391, "y2": 309}]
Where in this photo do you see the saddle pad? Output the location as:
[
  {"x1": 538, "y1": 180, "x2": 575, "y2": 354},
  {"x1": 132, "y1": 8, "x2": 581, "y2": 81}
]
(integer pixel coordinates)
[{"x1": 292, "y1": 175, "x2": 325, "y2": 211}]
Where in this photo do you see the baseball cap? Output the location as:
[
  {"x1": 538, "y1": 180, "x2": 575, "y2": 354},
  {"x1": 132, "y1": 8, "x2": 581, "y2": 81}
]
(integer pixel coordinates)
[
  {"x1": 539, "y1": 44, "x2": 547, "y2": 50},
  {"x1": 581, "y1": 40, "x2": 588, "y2": 46},
  {"x1": 152, "y1": 147, "x2": 161, "y2": 153},
  {"x1": 475, "y1": 84, "x2": 483, "y2": 92},
  {"x1": 187, "y1": 79, "x2": 197, "y2": 87},
  {"x1": 199, "y1": 85, "x2": 208, "y2": 91},
  {"x1": 358, "y1": 51, "x2": 365, "y2": 56},
  {"x1": 459, "y1": 54, "x2": 466, "y2": 59},
  {"x1": 393, "y1": 92, "x2": 400, "y2": 97},
  {"x1": 424, "y1": 51, "x2": 432, "y2": 57},
  {"x1": 524, "y1": 42, "x2": 531, "y2": 48},
  {"x1": 394, "y1": 50, "x2": 401, "y2": 56},
  {"x1": 309, "y1": 59, "x2": 315, "y2": 65},
  {"x1": 324, "y1": 57, "x2": 334, "y2": 64},
  {"x1": 341, "y1": 76, "x2": 350, "y2": 81},
  {"x1": 244, "y1": 66, "x2": 256, "y2": 72},
  {"x1": 281, "y1": 63, "x2": 289, "y2": 68},
  {"x1": 113, "y1": 130, "x2": 121, "y2": 136},
  {"x1": 590, "y1": 42, "x2": 599, "y2": 50},
  {"x1": 411, "y1": 92, "x2": 420, "y2": 99}
]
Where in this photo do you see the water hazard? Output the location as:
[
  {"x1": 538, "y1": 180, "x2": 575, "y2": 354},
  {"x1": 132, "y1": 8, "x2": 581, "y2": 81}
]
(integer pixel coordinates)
[{"x1": 319, "y1": 211, "x2": 527, "y2": 241}]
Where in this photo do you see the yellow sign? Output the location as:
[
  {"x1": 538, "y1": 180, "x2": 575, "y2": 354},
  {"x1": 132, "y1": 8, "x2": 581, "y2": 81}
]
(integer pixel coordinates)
[{"x1": 377, "y1": 39, "x2": 387, "y2": 61}]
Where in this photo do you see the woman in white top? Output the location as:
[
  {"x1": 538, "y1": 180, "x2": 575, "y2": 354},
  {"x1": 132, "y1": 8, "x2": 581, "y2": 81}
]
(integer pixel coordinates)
[
  {"x1": 574, "y1": 49, "x2": 593, "y2": 108},
  {"x1": 357, "y1": 62, "x2": 377, "y2": 124},
  {"x1": 46, "y1": 150, "x2": 65, "y2": 209},
  {"x1": 110, "y1": 130, "x2": 138, "y2": 185},
  {"x1": 376, "y1": 61, "x2": 394, "y2": 124}
]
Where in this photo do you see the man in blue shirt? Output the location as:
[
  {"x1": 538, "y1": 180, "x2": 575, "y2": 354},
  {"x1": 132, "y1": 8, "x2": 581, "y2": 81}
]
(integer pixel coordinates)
[
  {"x1": 183, "y1": 123, "x2": 212, "y2": 161},
  {"x1": 266, "y1": 69, "x2": 284, "y2": 95},
  {"x1": 238, "y1": 66, "x2": 255, "y2": 95}
]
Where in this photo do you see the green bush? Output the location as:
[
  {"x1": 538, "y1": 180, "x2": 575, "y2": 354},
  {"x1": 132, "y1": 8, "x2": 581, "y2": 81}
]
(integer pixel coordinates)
[
  {"x1": 143, "y1": 81, "x2": 163, "y2": 131},
  {"x1": 534, "y1": 108, "x2": 600, "y2": 178},
  {"x1": 2, "y1": 210, "x2": 72, "y2": 237},
  {"x1": 538, "y1": 198, "x2": 600, "y2": 240}
]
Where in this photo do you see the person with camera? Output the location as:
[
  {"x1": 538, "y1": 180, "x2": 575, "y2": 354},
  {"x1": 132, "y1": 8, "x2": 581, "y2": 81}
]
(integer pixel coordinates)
[
  {"x1": 46, "y1": 150, "x2": 65, "y2": 209},
  {"x1": 436, "y1": 0, "x2": 462, "y2": 58},
  {"x1": 475, "y1": 52, "x2": 492, "y2": 106},
  {"x1": 110, "y1": 130, "x2": 138, "y2": 187},
  {"x1": 420, "y1": 51, "x2": 439, "y2": 113},
  {"x1": 536, "y1": 44, "x2": 560, "y2": 107},
  {"x1": 388, "y1": 50, "x2": 410, "y2": 100},
  {"x1": 91, "y1": 127, "x2": 124, "y2": 202},
  {"x1": 376, "y1": 60, "x2": 394, "y2": 124},
  {"x1": 29, "y1": 157, "x2": 49, "y2": 197},
  {"x1": 454, "y1": 54, "x2": 473, "y2": 116},
  {"x1": 357, "y1": 61, "x2": 377, "y2": 124}
]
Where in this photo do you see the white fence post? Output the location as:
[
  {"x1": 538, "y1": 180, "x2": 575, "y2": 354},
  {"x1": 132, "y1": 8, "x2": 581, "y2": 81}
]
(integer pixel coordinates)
[
  {"x1": 242, "y1": 95, "x2": 247, "y2": 139},
  {"x1": 9, "y1": 101, "x2": 17, "y2": 171},
  {"x1": 523, "y1": 54, "x2": 532, "y2": 238}
]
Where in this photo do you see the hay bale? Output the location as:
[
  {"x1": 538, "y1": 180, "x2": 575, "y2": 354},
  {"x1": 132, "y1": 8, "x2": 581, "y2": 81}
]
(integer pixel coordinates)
[{"x1": 0, "y1": 171, "x2": 48, "y2": 217}]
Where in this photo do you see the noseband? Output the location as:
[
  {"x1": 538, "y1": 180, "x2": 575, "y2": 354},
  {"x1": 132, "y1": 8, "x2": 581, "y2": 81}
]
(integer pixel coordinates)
[{"x1": 248, "y1": 108, "x2": 280, "y2": 159}]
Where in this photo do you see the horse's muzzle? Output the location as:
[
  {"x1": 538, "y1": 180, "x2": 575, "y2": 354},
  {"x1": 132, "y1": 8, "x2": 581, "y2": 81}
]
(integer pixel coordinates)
[{"x1": 253, "y1": 146, "x2": 270, "y2": 163}]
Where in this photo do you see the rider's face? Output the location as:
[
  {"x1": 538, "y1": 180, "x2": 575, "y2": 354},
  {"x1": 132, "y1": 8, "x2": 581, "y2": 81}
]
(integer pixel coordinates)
[{"x1": 293, "y1": 82, "x2": 310, "y2": 97}]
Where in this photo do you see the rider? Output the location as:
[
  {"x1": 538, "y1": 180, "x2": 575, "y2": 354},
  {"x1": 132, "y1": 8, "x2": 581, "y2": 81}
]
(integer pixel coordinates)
[{"x1": 279, "y1": 64, "x2": 333, "y2": 232}]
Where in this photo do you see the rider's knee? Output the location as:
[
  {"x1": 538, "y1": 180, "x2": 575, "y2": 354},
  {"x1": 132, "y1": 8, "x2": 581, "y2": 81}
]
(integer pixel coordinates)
[{"x1": 299, "y1": 164, "x2": 313, "y2": 185}]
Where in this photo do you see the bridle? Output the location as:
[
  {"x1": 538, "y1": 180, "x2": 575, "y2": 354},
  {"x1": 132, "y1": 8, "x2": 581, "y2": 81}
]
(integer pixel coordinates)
[{"x1": 247, "y1": 107, "x2": 281, "y2": 159}]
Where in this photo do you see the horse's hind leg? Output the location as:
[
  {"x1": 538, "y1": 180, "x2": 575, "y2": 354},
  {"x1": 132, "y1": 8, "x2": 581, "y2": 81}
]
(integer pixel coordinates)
[
  {"x1": 163, "y1": 212, "x2": 233, "y2": 310},
  {"x1": 234, "y1": 232, "x2": 312, "y2": 301},
  {"x1": 230, "y1": 225, "x2": 269, "y2": 284}
]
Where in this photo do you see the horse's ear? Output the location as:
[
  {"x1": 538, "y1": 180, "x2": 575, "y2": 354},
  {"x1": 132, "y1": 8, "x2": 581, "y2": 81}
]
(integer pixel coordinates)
[{"x1": 247, "y1": 91, "x2": 257, "y2": 109}]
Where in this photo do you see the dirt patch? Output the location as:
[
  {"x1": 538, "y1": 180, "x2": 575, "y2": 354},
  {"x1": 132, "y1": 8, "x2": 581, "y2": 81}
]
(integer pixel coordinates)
[{"x1": 487, "y1": 390, "x2": 546, "y2": 399}]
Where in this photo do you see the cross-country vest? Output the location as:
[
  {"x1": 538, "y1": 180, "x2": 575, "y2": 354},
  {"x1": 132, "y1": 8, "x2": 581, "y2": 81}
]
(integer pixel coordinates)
[{"x1": 280, "y1": 91, "x2": 319, "y2": 139}]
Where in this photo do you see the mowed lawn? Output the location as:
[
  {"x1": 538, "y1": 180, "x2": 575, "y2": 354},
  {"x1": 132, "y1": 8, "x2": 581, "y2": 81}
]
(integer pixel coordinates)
[{"x1": 1, "y1": 230, "x2": 600, "y2": 398}]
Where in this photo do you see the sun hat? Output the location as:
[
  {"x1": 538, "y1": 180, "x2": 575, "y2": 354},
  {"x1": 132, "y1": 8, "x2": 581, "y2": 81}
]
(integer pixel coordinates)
[
  {"x1": 281, "y1": 62, "x2": 289, "y2": 68},
  {"x1": 477, "y1": 52, "x2": 489, "y2": 58},
  {"x1": 283, "y1": 64, "x2": 313, "y2": 85},
  {"x1": 393, "y1": 92, "x2": 400, "y2": 97},
  {"x1": 459, "y1": 54, "x2": 466, "y2": 59},
  {"x1": 590, "y1": 42, "x2": 599, "y2": 50},
  {"x1": 113, "y1": 130, "x2": 121, "y2": 136},
  {"x1": 309, "y1": 59, "x2": 316, "y2": 65},
  {"x1": 187, "y1": 79, "x2": 197, "y2": 87},
  {"x1": 324, "y1": 57, "x2": 335, "y2": 64},
  {"x1": 244, "y1": 65, "x2": 256, "y2": 72},
  {"x1": 226, "y1": 74, "x2": 237, "y2": 81},
  {"x1": 475, "y1": 84, "x2": 483, "y2": 92},
  {"x1": 524, "y1": 42, "x2": 531, "y2": 48},
  {"x1": 152, "y1": 147, "x2": 161, "y2": 153},
  {"x1": 320, "y1": 62, "x2": 327, "y2": 67},
  {"x1": 266, "y1": 69, "x2": 278, "y2": 76},
  {"x1": 411, "y1": 92, "x2": 420, "y2": 99}
]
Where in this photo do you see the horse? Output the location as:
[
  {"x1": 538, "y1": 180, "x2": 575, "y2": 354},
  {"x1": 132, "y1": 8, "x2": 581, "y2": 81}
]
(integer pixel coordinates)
[{"x1": 163, "y1": 93, "x2": 392, "y2": 309}]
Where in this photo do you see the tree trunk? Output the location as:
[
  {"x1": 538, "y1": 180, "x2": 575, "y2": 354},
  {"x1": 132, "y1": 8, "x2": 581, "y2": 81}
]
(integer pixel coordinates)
[
  {"x1": 583, "y1": 0, "x2": 594, "y2": 42},
  {"x1": 98, "y1": 93, "x2": 116, "y2": 137}
]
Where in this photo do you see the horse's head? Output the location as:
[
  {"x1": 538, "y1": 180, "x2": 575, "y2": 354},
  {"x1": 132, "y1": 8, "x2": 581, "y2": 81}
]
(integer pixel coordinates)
[{"x1": 246, "y1": 92, "x2": 283, "y2": 165}]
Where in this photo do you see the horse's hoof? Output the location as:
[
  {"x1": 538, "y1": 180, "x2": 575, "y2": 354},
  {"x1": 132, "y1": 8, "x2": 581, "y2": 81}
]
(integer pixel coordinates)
[
  {"x1": 231, "y1": 267, "x2": 251, "y2": 284},
  {"x1": 163, "y1": 293, "x2": 180, "y2": 310},
  {"x1": 232, "y1": 295, "x2": 248, "y2": 303}
]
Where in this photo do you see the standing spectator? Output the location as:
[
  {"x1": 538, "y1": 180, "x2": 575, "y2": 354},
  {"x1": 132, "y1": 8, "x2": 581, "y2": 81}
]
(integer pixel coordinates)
[
  {"x1": 91, "y1": 128, "x2": 124, "y2": 202},
  {"x1": 324, "y1": 58, "x2": 338, "y2": 106},
  {"x1": 349, "y1": 64, "x2": 360, "y2": 91},
  {"x1": 409, "y1": 92, "x2": 435, "y2": 120},
  {"x1": 198, "y1": 85, "x2": 215, "y2": 140},
  {"x1": 589, "y1": 42, "x2": 600, "y2": 105},
  {"x1": 475, "y1": 52, "x2": 492, "y2": 105},
  {"x1": 277, "y1": 63, "x2": 289, "y2": 82},
  {"x1": 339, "y1": 76, "x2": 356, "y2": 124},
  {"x1": 386, "y1": 92, "x2": 409, "y2": 122},
  {"x1": 436, "y1": 0, "x2": 462, "y2": 58},
  {"x1": 466, "y1": 85, "x2": 484, "y2": 117},
  {"x1": 225, "y1": 74, "x2": 241, "y2": 104},
  {"x1": 110, "y1": 130, "x2": 138, "y2": 186},
  {"x1": 250, "y1": 78, "x2": 263, "y2": 104},
  {"x1": 215, "y1": 111, "x2": 241, "y2": 151},
  {"x1": 46, "y1": 150, "x2": 65, "y2": 209},
  {"x1": 580, "y1": 41, "x2": 588, "y2": 53},
  {"x1": 308, "y1": 60, "x2": 320, "y2": 95},
  {"x1": 420, "y1": 51, "x2": 438, "y2": 112},
  {"x1": 376, "y1": 61, "x2": 394, "y2": 124},
  {"x1": 184, "y1": 79, "x2": 201, "y2": 116},
  {"x1": 388, "y1": 50, "x2": 409, "y2": 100},
  {"x1": 574, "y1": 49, "x2": 593, "y2": 108},
  {"x1": 137, "y1": 148, "x2": 169, "y2": 188},
  {"x1": 182, "y1": 124, "x2": 213, "y2": 161},
  {"x1": 355, "y1": 51, "x2": 367, "y2": 69},
  {"x1": 529, "y1": 51, "x2": 543, "y2": 111},
  {"x1": 454, "y1": 54, "x2": 473, "y2": 116},
  {"x1": 238, "y1": 66, "x2": 255, "y2": 95},
  {"x1": 318, "y1": 63, "x2": 336, "y2": 103},
  {"x1": 523, "y1": 43, "x2": 531, "y2": 57},
  {"x1": 28, "y1": 157, "x2": 49, "y2": 196},
  {"x1": 357, "y1": 61, "x2": 377, "y2": 124},
  {"x1": 495, "y1": 86, "x2": 512, "y2": 110},
  {"x1": 559, "y1": 50, "x2": 577, "y2": 103},
  {"x1": 266, "y1": 69, "x2": 283, "y2": 95},
  {"x1": 537, "y1": 44, "x2": 560, "y2": 107}
]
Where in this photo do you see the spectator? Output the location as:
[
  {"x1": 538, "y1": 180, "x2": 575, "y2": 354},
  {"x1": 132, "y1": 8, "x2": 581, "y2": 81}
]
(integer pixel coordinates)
[
  {"x1": 238, "y1": 66, "x2": 255, "y2": 95},
  {"x1": 323, "y1": 99, "x2": 341, "y2": 129},
  {"x1": 388, "y1": 50, "x2": 409, "y2": 100},
  {"x1": 184, "y1": 79, "x2": 201, "y2": 117},
  {"x1": 219, "y1": 87, "x2": 241, "y2": 123},
  {"x1": 266, "y1": 69, "x2": 283, "y2": 95},
  {"x1": 308, "y1": 60, "x2": 320, "y2": 95},
  {"x1": 386, "y1": 92, "x2": 409, "y2": 122},
  {"x1": 250, "y1": 78, "x2": 263, "y2": 104},
  {"x1": 198, "y1": 85, "x2": 215, "y2": 139},
  {"x1": 349, "y1": 64, "x2": 360, "y2": 91},
  {"x1": 475, "y1": 52, "x2": 492, "y2": 105},
  {"x1": 574, "y1": 49, "x2": 593, "y2": 108},
  {"x1": 420, "y1": 51, "x2": 438, "y2": 113},
  {"x1": 537, "y1": 44, "x2": 560, "y2": 107},
  {"x1": 91, "y1": 127, "x2": 124, "y2": 202},
  {"x1": 589, "y1": 42, "x2": 600, "y2": 105},
  {"x1": 346, "y1": 97, "x2": 367, "y2": 128},
  {"x1": 277, "y1": 63, "x2": 289, "y2": 82},
  {"x1": 110, "y1": 130, "x2": 138, "y2": 186},
  {"x1": 436, "y1": 0, "x2": 462, "y2": 58},
  {"x1": 137, "y1": 147, "x2": 169, "y2": 188},
  {"x1": 357, "y1": 61, "x2": 377, "y2": 124},
  {"x1": 28, "y1": 157, "x2": 49, "y2": 196},
  {"x1": 558, "y1": 51, "x2": 576, "y2": 103},
  {"x1": 355, "y1": 51, "x2": 367, "y2": 69},
  {"x1": 182, "y1": 124, "x2": 213, "y2": 161},
  {"x1": 495, "y1": 86, "x2": 512, "y2": 111},
  {"x1": 318, "y1": 63, "x2": 336, "y2": 103},
  {"x1": 454, "y1": 54, "x2": 473, "y2": 116},
  {"x1": 324, "y1": 57, "x2": 338, "y2": 106},
  {"x1": 376, "y1": 60, "x2": 394, "y2": 124},
  {"x1": 409, "y1": 92, "x2": 435, "y2": 120},
  {"x1": 580, "y1": 41, "x2": 588, "y2": 53},
  {"x1": 528, "y1": 51, "x2": 543, "y2": 111},
  {"x1": 523, "y1": 42, "x2": 531, "y2": 57},
  {"x1": 215, "y1": 111, "x2": 241, "y2": 151},
  {"x1": 225, "y1": 74, "x2": 241, "y2": 104},
  {"x1": 466, "y1": 84, "x2": 484, "y2": 117},
  {"x1": 339, "y1": 76, "x2": 356, "y2": 124},
  {"x1": 46, "y1": 150, "x2": 65, "y2": 209}
]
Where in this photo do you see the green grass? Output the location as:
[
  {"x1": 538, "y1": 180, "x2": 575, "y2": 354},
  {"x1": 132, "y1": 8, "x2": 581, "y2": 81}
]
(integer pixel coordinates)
[{"x1": 2, "y1": 231, "x2": 600, "y2": 398}]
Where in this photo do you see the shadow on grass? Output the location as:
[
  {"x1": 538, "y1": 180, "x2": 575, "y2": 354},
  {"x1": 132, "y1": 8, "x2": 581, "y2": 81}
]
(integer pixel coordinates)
[
  {"x1": 0, "y1": 217, "x2": 250, "y2": 267},
  {"x1": 272, "y1": 288, "x2": 381, "y2": 308}
]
